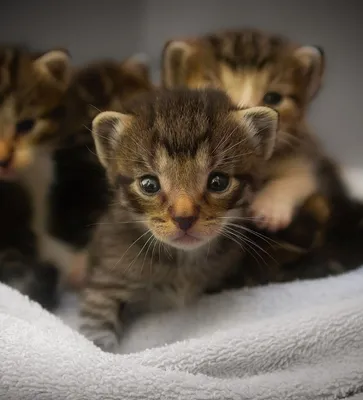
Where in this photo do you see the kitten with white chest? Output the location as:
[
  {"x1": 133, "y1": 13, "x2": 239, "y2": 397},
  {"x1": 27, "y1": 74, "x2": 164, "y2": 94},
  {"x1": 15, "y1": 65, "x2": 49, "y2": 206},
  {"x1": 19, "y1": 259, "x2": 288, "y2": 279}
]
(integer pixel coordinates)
[
  {"x1": 0, "y1": 45, "x2": 71, "y2": 309},
  {"x1": 79, "y1": 88, "x2": 279, "y2": 352}
]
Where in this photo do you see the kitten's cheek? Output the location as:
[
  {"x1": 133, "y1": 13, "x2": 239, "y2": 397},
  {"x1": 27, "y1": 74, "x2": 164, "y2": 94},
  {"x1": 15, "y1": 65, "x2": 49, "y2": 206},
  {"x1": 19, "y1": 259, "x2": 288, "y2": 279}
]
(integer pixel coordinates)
[{"x1": 13, "y1": 147, "x2": 33, "y2": 169}]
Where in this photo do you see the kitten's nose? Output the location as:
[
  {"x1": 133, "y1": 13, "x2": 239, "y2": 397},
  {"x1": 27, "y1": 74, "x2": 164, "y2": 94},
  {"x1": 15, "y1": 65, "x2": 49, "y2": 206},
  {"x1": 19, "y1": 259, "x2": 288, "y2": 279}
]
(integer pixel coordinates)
[
  {"x1": 0, "y1": 156, "x2": 11, "y2": 169},
  {"x1": 173, "y1": 216, "x2": 198, "y2": 231},
  {"x1": 0, "y1": 141, "x2": 12, "y2": 169}
]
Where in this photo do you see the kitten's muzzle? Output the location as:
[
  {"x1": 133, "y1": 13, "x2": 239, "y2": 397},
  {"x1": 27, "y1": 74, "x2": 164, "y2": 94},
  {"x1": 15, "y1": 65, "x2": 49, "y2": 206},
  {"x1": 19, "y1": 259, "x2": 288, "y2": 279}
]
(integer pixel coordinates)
[
  {"x1": 0, "y1": 140, "x2": 13, "y2": 170},
  {"x1": 0, "y1": 155, "x2": 12, "y2": 169}
]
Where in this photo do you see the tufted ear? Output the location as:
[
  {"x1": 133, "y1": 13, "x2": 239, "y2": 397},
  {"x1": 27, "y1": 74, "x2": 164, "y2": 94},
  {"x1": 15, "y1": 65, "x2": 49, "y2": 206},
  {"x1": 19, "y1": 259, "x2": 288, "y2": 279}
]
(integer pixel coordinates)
[
  {"x1": 92, "y1": 111, "x2": 133, "y2": 168},
  {"x1": 294, "y1": 45, "x2": 325, "y2": 101},
  {"x1": 122, "y1": 53, "x2": 150, "y2": 82},
  {"x1": 34, "y1": 49, "x2": 71, "y2": 86},
  {"x1": 161, "y1": 40, "x2": 196, "y2": 88},
  {"x1": 233, "y1": 106, "x2": 279, "y2": 160}
]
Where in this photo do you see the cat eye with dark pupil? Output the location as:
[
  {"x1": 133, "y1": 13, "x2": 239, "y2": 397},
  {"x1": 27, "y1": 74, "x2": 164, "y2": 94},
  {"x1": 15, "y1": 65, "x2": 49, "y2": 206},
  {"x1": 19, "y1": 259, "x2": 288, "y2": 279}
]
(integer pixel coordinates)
[
  {"x1": 263, "y1": 92, "x2": 283, "y2": 106},
  {"x1": 207, "y1": 173, "x2": 230, "y2": 193},
  {"x1": 140, "y1": 175, "x2": 160, "y2": 195},
  {"x1": 16, "y1": 119, "x2": 35, "y2": 135}
]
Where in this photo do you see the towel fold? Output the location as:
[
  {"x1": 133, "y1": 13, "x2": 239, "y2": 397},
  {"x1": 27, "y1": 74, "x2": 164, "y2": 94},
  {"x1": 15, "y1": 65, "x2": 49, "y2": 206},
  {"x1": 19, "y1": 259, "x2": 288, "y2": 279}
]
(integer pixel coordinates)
[{"x1": 1, "y1": 266, "x2": 363, "y2": 399}]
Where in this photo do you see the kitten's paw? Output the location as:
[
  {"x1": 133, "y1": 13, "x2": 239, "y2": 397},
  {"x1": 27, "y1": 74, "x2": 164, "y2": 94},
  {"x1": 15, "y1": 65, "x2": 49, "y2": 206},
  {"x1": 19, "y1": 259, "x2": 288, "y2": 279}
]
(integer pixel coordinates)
[
  {"x1": 250, "y1": 192, "x2": 294, "y2": 232},
  {"x1": 80, "y1": 321, "x2": 120, "y2": 353}
]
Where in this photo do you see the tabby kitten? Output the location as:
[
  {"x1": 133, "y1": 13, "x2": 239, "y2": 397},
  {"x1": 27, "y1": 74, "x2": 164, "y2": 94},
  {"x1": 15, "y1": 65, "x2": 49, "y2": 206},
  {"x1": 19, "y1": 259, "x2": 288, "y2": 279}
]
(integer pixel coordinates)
[
  {"x1": 79, "y1": 88, "x2": 279, "y2": 352},
  {"x1": 48, "y1": 55, "x2": 153, "y2": 287},
  {"x1": 0, "y1": 45, "x2": 71, "y2": 308},
  {"x1": 161, "y1": 28, "x2": 328, "y2": 233},
  {"x1": 161, "y1": 28, "x2": 363, "y2": 277}
]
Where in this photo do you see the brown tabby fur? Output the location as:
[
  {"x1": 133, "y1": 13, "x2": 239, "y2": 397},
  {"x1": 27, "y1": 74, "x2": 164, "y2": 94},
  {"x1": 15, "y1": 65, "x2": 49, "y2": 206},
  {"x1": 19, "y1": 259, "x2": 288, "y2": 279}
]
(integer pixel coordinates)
[
  {"x1": 0, "y1": 47, "x2": 154, "y2": 301},
  {"x1": 79, "y1": 88, "x2": 282, "y2": 351},
  {"x1": 0, "y1": 46, "x2": 70, "y2": 171},
  {"x1": 0, "y1": 45, "x2": 71, "y2": 309},
  {"x1": 161, "y1": 28, "x2": 363, "y2": 278},
  {"x1": 49, "y1": 55, "x2": 154, "y2": 288}
]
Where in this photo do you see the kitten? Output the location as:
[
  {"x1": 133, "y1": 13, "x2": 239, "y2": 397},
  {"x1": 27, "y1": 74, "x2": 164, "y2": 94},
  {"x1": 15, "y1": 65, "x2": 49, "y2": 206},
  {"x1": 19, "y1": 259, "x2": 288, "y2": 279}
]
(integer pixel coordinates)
[
  {"x1": 161, "y1": 28, "x2": 363, "y2": 275},
  {"x1": 48, "y1": 55, "x2": 153, "y2": 288},
  {"x1": 79, "y1": 88, "x2": 279, "y2": 352},
  {"x1": 0, "y1": 45, "x2": 71, "y2": 308}
]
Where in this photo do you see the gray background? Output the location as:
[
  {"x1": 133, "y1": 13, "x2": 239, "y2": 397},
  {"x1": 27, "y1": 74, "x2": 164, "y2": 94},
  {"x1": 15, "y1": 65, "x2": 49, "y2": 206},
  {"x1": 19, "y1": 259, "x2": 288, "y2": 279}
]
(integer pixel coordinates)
[{"x1": 1, "y1": 0, "x2": 361, "y2": 167}]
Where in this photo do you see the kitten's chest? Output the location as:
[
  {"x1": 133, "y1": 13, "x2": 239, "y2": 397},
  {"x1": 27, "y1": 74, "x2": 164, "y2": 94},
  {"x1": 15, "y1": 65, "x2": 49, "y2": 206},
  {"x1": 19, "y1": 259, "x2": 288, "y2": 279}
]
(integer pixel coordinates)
[
  {"x1": 19, "y1": 151, "x2": 54, "y2": 235},
  {"x1": 18, "y1": 151, "x2": 75, "y2": 271},
  {"x1": 146, "y1": 252, "x2": 217, "y2": 309}
]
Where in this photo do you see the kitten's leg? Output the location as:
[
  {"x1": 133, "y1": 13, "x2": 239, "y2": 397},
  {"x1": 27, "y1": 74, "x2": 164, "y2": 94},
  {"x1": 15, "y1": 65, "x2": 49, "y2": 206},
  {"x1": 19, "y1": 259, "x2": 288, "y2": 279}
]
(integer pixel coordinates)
[
  {"x1": 79, "y1": 280, "x2": 141, "y2": 352},
  {"x1": 250, "y1": 158, "x2": 317, "y2": 231}
]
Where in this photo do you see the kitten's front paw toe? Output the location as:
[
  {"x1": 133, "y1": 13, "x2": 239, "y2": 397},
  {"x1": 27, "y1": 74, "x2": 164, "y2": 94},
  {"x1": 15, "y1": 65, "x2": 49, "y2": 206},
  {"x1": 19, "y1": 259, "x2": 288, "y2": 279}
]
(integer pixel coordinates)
[
  {"x1": 250, "y1": 195, "x2": 294, "y2": 232},
  {"x1": 80, "y1": 323, "x2": 120, "y2": 353}
]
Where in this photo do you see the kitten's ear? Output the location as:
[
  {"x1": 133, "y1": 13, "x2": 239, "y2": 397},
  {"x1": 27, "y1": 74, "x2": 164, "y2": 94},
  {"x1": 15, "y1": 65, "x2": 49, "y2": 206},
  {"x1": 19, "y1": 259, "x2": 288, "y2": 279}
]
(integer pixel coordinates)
[
  {"x1": 294, "y1": 46, "x2": 325, "y2": 100},
  {"x1": 234, "y1": 106, "x2": 279, "y2": 160},
  {"x1": 34, "y1": 49, "x2": 71, "y2": 86},
  {"x1": 122, "y1": 53, "x2": 150, "y2": 81},
  {"x1": 161, "y1": 40, "x2": 195, "y2": 88},
  {"x1": 92, "y1": 111, "x2": 133, "y2": 168}
]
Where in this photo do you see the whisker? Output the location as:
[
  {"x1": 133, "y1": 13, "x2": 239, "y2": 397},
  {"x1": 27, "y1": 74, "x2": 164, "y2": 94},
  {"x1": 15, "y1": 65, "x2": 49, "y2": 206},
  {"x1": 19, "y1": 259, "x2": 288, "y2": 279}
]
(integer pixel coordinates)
[
  {"x1": 219, "y1": 151, "x2": 254, "y2": 163},
  {"x1": 111, "y1": 229, "x2": 151, "y2": 271},
  {"x1": 223, "y1": 226, "x2": 268, "y2": 266},
  {"x1": 158, "y1": 241, "x2": 162, "y2": 263},
  {"x1": 212, "y1": 124, "x2": 240, "y2": 155},
  {"x1": 126, "y1": 233, "x2": 154, "y2": 273},
  {"x1": 82, "y1": 124, "x2": 93, "y2": 134},
  {"x1": 89, "y1": 104, "x2": 102, "y2": 113},
  {"x1": 141, "y1": 236, "x2": 155, "y2": 275},
  {"x1": 215, "y1": 136, "x2": 249, "y2": 159},
  {"x1": 86, "y1": 146, "x2": 99, "y2": 158},
  {"x1": 218, "y1": 216, "x2": 261, "y2": 221},
  {"x1": 150, "y1": 238, "x2": 159, "y2": 278},
  {"x1": 89, "y1": 220, "x2": 147, "y2": 227},
  {"x1": 217, "y1": 227, "x2": 264, "y2": 267},
  {"x1": 225, "y1": 225, "x2": 277, "y2": 265},
  {"x1": 224, "y1": 222, "x2": 280, "y2": 247},
  {"x1": 162, "y1": 242, "x2": 172, "y2": 259}
]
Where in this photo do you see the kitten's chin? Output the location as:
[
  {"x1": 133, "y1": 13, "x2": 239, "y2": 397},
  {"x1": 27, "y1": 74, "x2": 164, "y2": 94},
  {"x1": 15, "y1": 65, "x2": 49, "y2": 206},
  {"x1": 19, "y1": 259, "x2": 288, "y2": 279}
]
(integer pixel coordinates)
[
  {"x1": 165, "y1": 232, "x2": 215, "y2": 251},
  {"x1": 0, "y1": 168, "x2": 18, "y2": 181}
]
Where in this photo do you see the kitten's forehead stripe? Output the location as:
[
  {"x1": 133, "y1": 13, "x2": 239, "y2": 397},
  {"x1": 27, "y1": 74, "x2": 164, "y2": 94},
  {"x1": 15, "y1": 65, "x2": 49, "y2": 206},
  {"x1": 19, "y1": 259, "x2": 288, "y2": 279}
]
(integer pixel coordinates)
[
  {"x1": 207, "y1": 29, "x2": 290, "y2": 70},
  {"x1": 114, "y1": 88, "x2": 261, "y2": 194}
]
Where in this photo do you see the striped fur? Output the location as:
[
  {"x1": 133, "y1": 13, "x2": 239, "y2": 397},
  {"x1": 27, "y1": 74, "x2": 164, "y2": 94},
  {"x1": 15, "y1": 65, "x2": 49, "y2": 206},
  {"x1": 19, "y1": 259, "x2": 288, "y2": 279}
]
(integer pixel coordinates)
[
  {"x1": 161, "y1": 28, "x2": 363, "y2": 276},
  {"x1": 0, "y1": 46, "x2": 70, "y2": 309},
  {"x1": 79, "y1": 88, "x2": 285, "y2": 352},
  {"x1": 48, "y1": 56, "x2": 153, "y2": 288}
]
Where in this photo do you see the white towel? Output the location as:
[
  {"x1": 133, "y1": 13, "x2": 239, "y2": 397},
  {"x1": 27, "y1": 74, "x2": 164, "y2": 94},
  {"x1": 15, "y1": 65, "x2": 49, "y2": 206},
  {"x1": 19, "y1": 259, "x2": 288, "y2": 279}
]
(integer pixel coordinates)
[{"x1": 1, "y1": 265, "x2": 363, "y2": 399}]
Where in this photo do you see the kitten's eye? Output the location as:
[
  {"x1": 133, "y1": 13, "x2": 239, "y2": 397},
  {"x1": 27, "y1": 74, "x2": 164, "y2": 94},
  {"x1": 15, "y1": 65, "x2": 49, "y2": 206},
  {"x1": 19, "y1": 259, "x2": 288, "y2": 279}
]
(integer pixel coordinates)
[
  {"x1": 263, "y1": 92, "x2": 283, "y2": 106},
  {"x1": 207, "y1": 172, "x2": 230, "y2": 193},
  {"x1": 16, "y1": 119, "x2": 35, "y2": 135},
  {"x1": 139, "y1": 175, "x2": 160, "y2": 195}
]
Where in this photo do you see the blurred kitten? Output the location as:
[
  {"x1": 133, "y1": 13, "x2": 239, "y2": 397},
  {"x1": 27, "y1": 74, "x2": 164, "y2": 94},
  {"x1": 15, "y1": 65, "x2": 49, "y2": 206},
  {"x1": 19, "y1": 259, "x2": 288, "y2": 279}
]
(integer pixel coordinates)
[
  {"x1": 48, "y1": 55, "x2": 153, "y2": 288},
  {"x1": 0, "y1": 45, "x2": 71, "y2": 308},
  {"x1": 161, "y1": 28, "x2": 330, "y2": 232},
  {"x1": 0, "y1": 47, "x2": 153, "y2": 303},
  {"x1": 161, "y1": 28, "x2": 363, "y2": 277},
  {"x1": 79, "y1": 88, "x2": 280, "y2": 351}
]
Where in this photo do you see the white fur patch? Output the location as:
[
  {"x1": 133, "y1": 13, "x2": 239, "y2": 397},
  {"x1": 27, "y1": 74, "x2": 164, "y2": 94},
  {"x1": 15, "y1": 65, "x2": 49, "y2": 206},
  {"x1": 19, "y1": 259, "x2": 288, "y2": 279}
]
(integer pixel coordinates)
[{"x1": 19, "y1": 150, "x2": 77, "y2": 273}]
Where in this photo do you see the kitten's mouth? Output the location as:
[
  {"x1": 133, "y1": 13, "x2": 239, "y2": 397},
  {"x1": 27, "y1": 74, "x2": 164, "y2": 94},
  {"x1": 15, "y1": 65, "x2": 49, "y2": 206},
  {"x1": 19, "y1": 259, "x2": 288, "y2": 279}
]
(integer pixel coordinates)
[
  {"x1": 170, "y1": 232, "x2": 211, "y2": 250},
  {"x1": 0, "y1": 167, "x2": 17, "y2": 181},
  {"x1": 173, "y1": 233, "x2": 202, "y2": 245}
]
